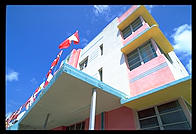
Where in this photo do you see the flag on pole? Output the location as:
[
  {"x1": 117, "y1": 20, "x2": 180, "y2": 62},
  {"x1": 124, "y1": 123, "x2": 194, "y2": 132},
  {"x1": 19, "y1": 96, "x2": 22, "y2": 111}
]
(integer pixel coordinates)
[
  {"x1": 43, "y1": 73, "x2": 53, "y2": 88},
  {"x1": 69, "y1": 30, "x2": 79, "y2": 44},
  {"x1": 7, "y1": 111, "x2": 16, "y2": 124},
  {"x1": 12, "y1": 106, "x2": 23, "y2": 120},
  {"x1": 24, "y1": 94, "x2": 36, "y2": 110},
  {"x1": 46, "y1": 69, "x2": 52, "y2": 78},
  {"x1": 50, "y1": 50, "x2": 63, "y2": 70},
  {"x1": 59, "y1": 30, "x2": 79, "y2": 49}
]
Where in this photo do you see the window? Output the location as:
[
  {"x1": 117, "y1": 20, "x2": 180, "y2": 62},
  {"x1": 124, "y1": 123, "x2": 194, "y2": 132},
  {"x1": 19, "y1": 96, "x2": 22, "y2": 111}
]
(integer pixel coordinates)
[
  {"x1": 122, "y1": 25, "x2": 132, "y2": 39},
  {"x1": 79, "y1": 57, "x2": 88, "y2": 70},
  {"x1": 121, "y1": 17, "x2": 143, "y2": 39},
  {"x1": 127, "y1": 40, "x2": 157, "y2": 71},
  {"x1": 98, "y1": 68, "x2": 103, "y2": 81},
  {"x1": 137, "y1": 100, "x2": 191, "y2": 130},
  {"x1": 100, "y1": 44, "x2": 103, "y2": 56},
  {"x1": 66, "y1": 54, "x2": 71, "y2": 63},
  {"x1": 131, "y1": 17, "x2": 143, "y2": 32},
  {"x1": 66, "y1": 121, "x2": 85, "y2": 130}
]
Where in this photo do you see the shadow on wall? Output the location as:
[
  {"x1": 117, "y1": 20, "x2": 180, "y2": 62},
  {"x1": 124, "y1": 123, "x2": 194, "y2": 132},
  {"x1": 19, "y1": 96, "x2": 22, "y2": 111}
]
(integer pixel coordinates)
[
  {"x1": 117, "y1": 30, "x2": 121, "y2": 37},
  {"x1": 120, "y1": 54, "x2": 125, "y2": 65}
]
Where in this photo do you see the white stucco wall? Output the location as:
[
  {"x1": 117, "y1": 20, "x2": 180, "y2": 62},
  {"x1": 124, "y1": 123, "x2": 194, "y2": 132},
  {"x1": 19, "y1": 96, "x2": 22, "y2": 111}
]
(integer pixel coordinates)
[
  {"x1": 166, "y1": 51, "x2": 189, "y2": 80},
  {"x1": 77, "y1": 18, "x2": 130, "y2": 96}
]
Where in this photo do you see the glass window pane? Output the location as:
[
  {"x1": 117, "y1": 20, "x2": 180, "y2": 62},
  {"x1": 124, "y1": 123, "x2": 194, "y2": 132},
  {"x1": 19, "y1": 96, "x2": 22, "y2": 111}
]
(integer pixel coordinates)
[
  {"x1": 158, "y1": 101, "x2": 181, "y2": 114},
  {"x1": 138, "y1": 108, "x2": 156, "y2": 119},
  {"x1": 140, "y1": 117, "x2": 159, "y2": 129},
  {"x1": 142, "y1": 52, "x2": 157, "y2": 63},
  {"x1": 160, "y1": 110, "x2": 188, "y2": 125},
  {"x1": 139, "y1": 42, "x2": 157, "y2": 63},
  {"x1": 143, "y1": 127, "x2": 160, "y2": 130},
  {"x1": 122, "y1": 26, "x2": 132, "y2": 39},
  {"x1": 163, "y1": 122, "x2": 191, "y2": 130},
  {"x1": 128, "y1": 56, "x2": 140, "y2": 65},
  {"x1": 127, "y1": 51, "x2": 139, "y2": 62},
  {"x1": 127, "y1": 49, "x2": 141, "y2": 71},
  {"x1": 129, "y1": 61, "x2": 141, "y2": 70},
  {"x1": 131, "y1": 17, "x2": 143, "y2": 32}
]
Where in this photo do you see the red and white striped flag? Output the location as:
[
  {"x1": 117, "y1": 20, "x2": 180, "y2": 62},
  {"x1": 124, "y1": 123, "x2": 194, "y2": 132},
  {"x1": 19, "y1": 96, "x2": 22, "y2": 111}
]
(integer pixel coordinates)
[
  {"x1": 43, "y1": 73, "x2": 53, "y2": 88},
  {"x1": 12, "y1": 106, "x2": 23, "y2": 120},
  {"x1": 24, "y1": 95, "x2": 36, "y2": 110},
  {"x1": 50, "y1": 50, "x2": 63, "y2": 70},
  {"x1": 59, "y1": 30, "x2": 79, "y2": 49}
]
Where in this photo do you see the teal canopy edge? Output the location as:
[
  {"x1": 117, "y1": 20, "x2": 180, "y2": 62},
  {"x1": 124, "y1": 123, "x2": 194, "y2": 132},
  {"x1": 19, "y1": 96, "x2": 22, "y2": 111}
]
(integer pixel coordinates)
[{"x1": 7, "y1": 60, "x2": 129, "y2": 130}]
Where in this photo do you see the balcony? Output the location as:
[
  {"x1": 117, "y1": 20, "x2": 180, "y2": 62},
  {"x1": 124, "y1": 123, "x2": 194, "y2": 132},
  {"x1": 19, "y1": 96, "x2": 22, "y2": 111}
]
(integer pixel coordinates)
[
  {"x1": 118, "y1": 5, "x2": 158, "y2": 31},
  {"x1": 121, "y1": 25, "x2": 174, "y2": 55}
]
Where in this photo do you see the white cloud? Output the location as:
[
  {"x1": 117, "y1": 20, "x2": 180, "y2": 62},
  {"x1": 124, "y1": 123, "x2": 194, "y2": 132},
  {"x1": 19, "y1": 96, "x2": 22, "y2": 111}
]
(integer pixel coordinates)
[
  {"x1": 81, "y1": 38, "x2": 89, "y2": 47},
  {"x1": 171, "y1": 24, "x2": 192, "y2": 74},
  {"x1": 171, "y1": 24, "x2": 192, "y2": 55},
  {"x1": 30, "y1": 78, "x2": 38, "y2": 85},
  {"x1": 93, "y1": 5, "x2": 110, "y2": 16},
  {"x1": 186, "y1": 59, "x2": 192, "y2": 74},
  {"x1": 6, "y1": 70, "x2": 19, "y2": 82}
]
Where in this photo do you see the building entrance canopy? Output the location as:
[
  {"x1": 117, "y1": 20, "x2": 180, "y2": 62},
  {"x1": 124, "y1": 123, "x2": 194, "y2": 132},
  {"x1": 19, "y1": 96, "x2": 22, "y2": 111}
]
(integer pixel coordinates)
[{"x1": 16, "y1": 63, "x2": 128, "y2": 130}]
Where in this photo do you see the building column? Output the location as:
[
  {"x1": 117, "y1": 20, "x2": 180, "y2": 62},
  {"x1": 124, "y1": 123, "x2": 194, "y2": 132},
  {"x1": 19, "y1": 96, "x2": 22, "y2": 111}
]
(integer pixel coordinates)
[{"x1": 89, "y1": 88, "x2": 97, "y2": 130}]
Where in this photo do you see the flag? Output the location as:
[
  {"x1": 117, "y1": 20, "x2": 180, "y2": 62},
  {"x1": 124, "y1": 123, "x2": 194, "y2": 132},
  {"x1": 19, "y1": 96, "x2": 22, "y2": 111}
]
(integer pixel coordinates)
[
  {"x1": 7, "y1": 112, "x2": 16, "y2": 123},
  {"x1": 59, "y1": 39, "x2": 71, "y2": 49},
  {"x1": 46, "y1": 69, "x2": 52, "y2": 78},
  {"x1": 40, "y1": 81, "x2": 45, "y2": 89},
  {"x1": 33, "y1": 81, "x2": 45, "y2": 97},
  {"x1": 50, "y1": 50, "x2": 63, "y2": 69},
  {"x1": 69, "y1": 30, "x2": 79, "y2": 44},
  {"x1": 12, "y1": 106, "x2": 23, "y2": 120},
  {"x1": 24, "y1": 95, "x2": 35, "y2": 110},
  {"x1": 33, "y1": 87, "x2": 40, "y2": 97},
  {"x1": 59, "y1": 30, "x2": 79, "y2": 49},
  {"x1": 48, "y1": 50, "x2": 63, "y2": 74},
  {"x1": 44, "y1": 73, "x2": 53, "y2": 88}
]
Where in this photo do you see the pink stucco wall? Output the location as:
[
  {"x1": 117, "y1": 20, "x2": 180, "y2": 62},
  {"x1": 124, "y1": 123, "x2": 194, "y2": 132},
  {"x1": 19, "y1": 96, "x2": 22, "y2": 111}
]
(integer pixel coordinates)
[
  {"x1": 84, "y1": 106, "x2": 136, "y2": 130},
  {"x1": 51, "y1": 126, "x2": 66, "y2": 130},
  {"x1": 68, "y1": 49, "x2": 81, "y2": 68},
  {"x1": 127, "y1": 55, "x2": 175, "y2": 97},
  {"x1": 105, "y1": 106, "x2": 136, "y2": 130},
  {"x1": 122, "y1": 23, "x2": 150, "y2": 45},
  {"x1": 118, "y1": 5, "x2": 138, "y2": 23}
]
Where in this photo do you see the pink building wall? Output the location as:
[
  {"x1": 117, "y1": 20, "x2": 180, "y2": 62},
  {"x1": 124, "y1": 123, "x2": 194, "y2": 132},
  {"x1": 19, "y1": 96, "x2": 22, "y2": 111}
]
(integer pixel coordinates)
[
  {"x1": 84, "y1": 106, "x2": 136, "y2": 130},
  {"x1": 105, "y1": 106, "x2": 136, "y2": 130},
  {"x1": 122, "y1": 23, "x2": 150, "y2": 45},
  {"x1": 51, "y1": 126, "x2": 66, "y2": 130},
  {"x1": 68, "y1": 49, "x2": 81, "y2": 68},
  {"x1": 118, "y1": 5, "x2": 138, "y2": 23},
  {"x1": 126, "y1": 54, "x2": 175, "y2": 97}
]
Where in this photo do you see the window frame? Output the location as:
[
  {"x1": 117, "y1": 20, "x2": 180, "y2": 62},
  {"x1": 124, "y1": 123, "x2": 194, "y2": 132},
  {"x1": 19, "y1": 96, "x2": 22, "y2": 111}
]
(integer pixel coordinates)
[
  {"x1": 100, "y1": 44, "x2": 103, "y2": 56},
  {"x1": 98, "y1": 68, "x2": 103, "y2": 81},
  {"x1": 121, "y1": 16, "x2": 143, "y2": 40},
  {"x1": 79, "y1": 57, "x2": 88, "y2": 70},
  {"x1": 126, "y1": 39, "x2": 157, "y2": 71},
  {"x1": 136, "y1": 99, "x2": 191, "y2": 130}
]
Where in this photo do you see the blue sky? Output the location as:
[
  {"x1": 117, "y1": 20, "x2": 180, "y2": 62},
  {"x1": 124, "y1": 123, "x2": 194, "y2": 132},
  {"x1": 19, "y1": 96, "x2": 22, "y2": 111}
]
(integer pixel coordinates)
[{"x1": 6, "y1": 5, "x2": 192, "y2": 118}]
